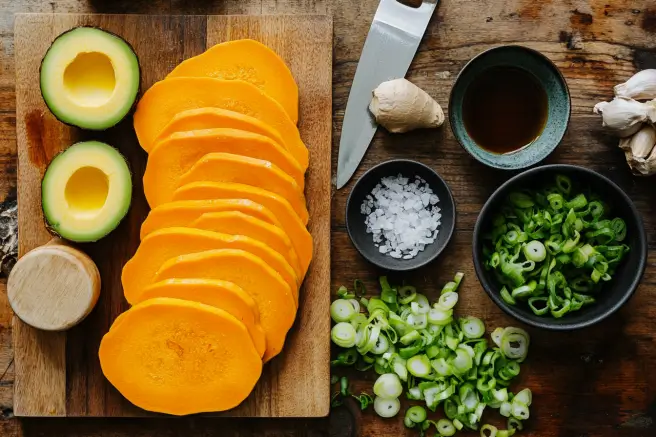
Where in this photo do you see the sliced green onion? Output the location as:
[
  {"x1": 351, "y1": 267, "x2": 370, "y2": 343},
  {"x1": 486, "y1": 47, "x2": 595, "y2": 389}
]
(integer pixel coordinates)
[
  {"x1": 331, "y1": 348, "x2": 358, "y2": 367},
  {"x1": 515, "y1": 388, "x2": 532, "y2": 406},
  {"x1": 481, "y1": 424, "x2": 498, "y2": 437},
  {"x1": 500, "y1": 401, "x2": 512, "y2": 417},
  {"x1": 511, "y1": 401, "x2": 530, "y2": 420},
  {"x1": 406, "y1": 354, "x2": 432, "y2": 378},
  {"x1": 398, "y1": 285, "x2": 417, "y2": 304},
  {"x1": 431, "y1": 357, "x2": 453, "y2": 377},
  {"x1": 373, "y1": 373, "x2": 403, "y2": 399},
  {"x1": 437, "y1": 419, "x2": 456, "y2": 436},
  {"x1": 407, "y1": 313, "x2": 428, "y2": 329},
  {"x1": 330, "y1": 299, "x2": 356, "y2": 323},
  {"x1": 438, "y1": 291, "x2": 459, "y2": 309},
  {"x1": 336, "y1": 285, "x2": 353, "y2": 299},
  {"x1": 453, "y1": 418, "x2": 464, "y2": 431},
  {"x1": 371, "y1": 333, "x2": 390, "y2": 355},
  {"x1": 428, "y1": 307, "x2": 453, "y2": 325},
  {"x1": 461, "y1": 316, "x2": 485, "y2": 339},
  {"x1": 491, "y1": 327, "x2": 505, "y2": 347},
  {"x1": 452, "y1": 347, "x2": 473, "y2": 374},
  {"x1": 500, "y1": 327, "x2": 530, "y2": 362},
  {"x1": 407, "y1": 386, "x2": 423, "y2": 400},
  {"x1": 500, "y1": 287, "x2": 516, "y2": 305},
  {"x1": 411, "y1": 294, "x2": 430, "y2": 314},
  {"x1": 373, "y1": 396, "x2": 400, "y2": 418},
  {"x1": 524, "y1": 240, "x2": 546, "y2": 262},
  {"x1": 347, "y1": 299, "x2": 361, "y2": 313},
  {"x1": 331, "y1": 322, "x2": 356, "y2": 348},
  {"x1": 405, "y1": 405, "x2": 427, "y2": 424},
  {"x1": 508, "y1": 417, "x2": 523, "y2": 432}
]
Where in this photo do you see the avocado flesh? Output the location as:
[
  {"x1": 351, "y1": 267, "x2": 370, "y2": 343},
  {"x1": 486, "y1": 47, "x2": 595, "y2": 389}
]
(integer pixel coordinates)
[
  {"x1": 42, "y1": 141, "x2": 132, "y2": 242},
  {"x1": 40, "y1": 27, "x2": 140, "y2": 130}
]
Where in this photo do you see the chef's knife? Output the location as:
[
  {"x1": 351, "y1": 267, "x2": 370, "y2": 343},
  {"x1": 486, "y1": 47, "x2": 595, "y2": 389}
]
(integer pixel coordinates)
[{"x1": 336, "y1": 0, "x2": 438, "y2": 189}]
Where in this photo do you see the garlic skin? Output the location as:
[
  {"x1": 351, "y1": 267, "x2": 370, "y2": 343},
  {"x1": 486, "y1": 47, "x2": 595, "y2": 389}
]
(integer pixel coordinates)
[
  {"x1": 593, "y1": 97, "x2": 656, "y2": 138},
  {"x1": 614, "y1": 69, "x2": 656, "y2": 100},
  {"x1": 369, "y1": 78, "x2": 444, "y2": 134},
  {"x1": 621, "y1": 124, "x2": 656, "y2": 158}
]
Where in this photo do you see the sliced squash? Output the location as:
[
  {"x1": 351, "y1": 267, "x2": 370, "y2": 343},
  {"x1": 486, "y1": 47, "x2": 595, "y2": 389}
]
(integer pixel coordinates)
[
  {"x1": 99, "y1": 297, "x2": 262, "y2": 415},
  {"x1": 173, "y1": 183, "x2": 313, "y2": 274},
  {"x1": 140, "y1": 199, "x2": 278, "y2": 239},
  {"x1": 144, "y1": 128, "x2": 304, "y2": 207},
  {"x1": 178, "y1": 152, "x2": 308, "y2": 223},
  {"x1": 134, "y1": 278, "x2": 266, "y2": 357},
  {"x1": 133, "y1": 78, "x2": 307, "y2": 166},
  {"x1": 155, "y1": 249, "x2": 296, "y2": 361},
  {"x1": 191, "y1": 212, "x2": 303, "y2": 279},
  {"x1": 123, "y1": 227, "x2": 299, "y2": 305},
  {"x1": 152, "y1": 108, "x2": 307, "y2": 166},
  {"x1": 167, "y1": 40, "x2": 299, "y2": 124}
]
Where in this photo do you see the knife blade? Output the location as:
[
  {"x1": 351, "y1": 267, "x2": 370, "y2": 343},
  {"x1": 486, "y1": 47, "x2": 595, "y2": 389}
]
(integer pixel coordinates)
[{"x1": 336, "y1": 0, "x2": 438, "y2": 189}]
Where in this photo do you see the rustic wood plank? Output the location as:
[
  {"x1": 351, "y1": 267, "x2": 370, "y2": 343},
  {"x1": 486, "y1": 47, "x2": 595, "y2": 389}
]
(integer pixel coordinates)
[{"x1": 13, "y1": 13, "x2": 332, "y2": 418}]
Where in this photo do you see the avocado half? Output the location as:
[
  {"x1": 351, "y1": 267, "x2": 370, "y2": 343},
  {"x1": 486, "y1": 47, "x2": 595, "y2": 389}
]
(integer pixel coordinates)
[
  {"x1": 42, "y1": 141, "x2": 132, "y2": 242},
  {"x1": 40, "y1": 27, "x2": 140, "y2": 130}
]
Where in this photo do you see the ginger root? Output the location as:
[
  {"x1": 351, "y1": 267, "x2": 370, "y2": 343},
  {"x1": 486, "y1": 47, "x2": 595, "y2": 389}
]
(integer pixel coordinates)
[{"x1": 369, "y1": 78, "x2": 444, "y2": 134}]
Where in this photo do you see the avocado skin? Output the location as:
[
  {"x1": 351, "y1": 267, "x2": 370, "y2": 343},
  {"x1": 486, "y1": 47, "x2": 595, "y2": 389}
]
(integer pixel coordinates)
[{"x1": 40, "y1": 26, "x2": 142, "y2": 131}]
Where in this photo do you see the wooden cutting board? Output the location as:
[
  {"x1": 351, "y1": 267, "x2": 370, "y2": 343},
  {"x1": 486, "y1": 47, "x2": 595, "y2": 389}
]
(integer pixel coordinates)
[{"x1": 13, "y1": 13, "x2": 332, "y2": 418}]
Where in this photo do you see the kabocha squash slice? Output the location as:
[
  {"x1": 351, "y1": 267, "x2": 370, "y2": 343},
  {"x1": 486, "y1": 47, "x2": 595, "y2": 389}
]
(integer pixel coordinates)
[
  {"x1": 153, "y1": 108, "x2": 301, "y2": 164},
  {"x1": 139, "y1": 199, "x2": 278, "y2": 239},
  {"x1": 155, "y1": 249, "x2": 296, "y2": 361},
  {"x1": 144, "y1": 128, "x2": 304, "y2": 207},
  {"x1": 173, "y1": 182, "x2": 313, "y2": 274},
  {"x1": 178, "y1": 152, "x2": 308, "y2": 223},
  {"x1": 134, "y1": 278, "x2": 266, "y2": 357},
  {"x1": 134, "y1": 78, "x2": 307, "y2": 168},
  {"x1": 123, "y1": 227, "x2": 299, "y2": 305},
  {"x1": 167, "y1": 39, "x2": 299, "y2": 124},
  {"x1": 191, "y1": 211, "x2": 303, "y2": 279},
  {"x1": 99, "y1": 297, "x2": 262, "y2": 415}
]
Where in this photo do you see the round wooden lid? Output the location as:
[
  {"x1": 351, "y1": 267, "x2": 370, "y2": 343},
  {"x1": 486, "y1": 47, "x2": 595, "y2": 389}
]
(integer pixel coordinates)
[{"x1": 7, "y1": 242, "x2": 100, "y2": 331}]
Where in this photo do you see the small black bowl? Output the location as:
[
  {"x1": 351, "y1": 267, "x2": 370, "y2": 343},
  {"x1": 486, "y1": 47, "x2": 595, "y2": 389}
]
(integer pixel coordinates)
[
  {"x1": 346, "y1": 160, "x2": 456, "y2": 271},
  {"x1": 473, "y1": 164, "x2": 647, "y2": 330}
]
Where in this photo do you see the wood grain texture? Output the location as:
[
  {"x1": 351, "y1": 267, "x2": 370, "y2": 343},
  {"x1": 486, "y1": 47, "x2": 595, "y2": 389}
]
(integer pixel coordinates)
[
  {"x1": 13, "y1": 13, "x2": 332, "y2": 418},
  {"x1": 8, "y1": 238, "x2": 100, "y2": 331},
  {"x1": 0, "y1": 0, "x2": 654, "y2": 436}
]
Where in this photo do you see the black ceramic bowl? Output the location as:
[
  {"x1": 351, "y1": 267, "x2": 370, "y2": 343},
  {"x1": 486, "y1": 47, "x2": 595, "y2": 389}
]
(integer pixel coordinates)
[
  {"x1": 473, "y1": 164, "x2": 647, "y2": 330},
  {"x1": 346, "y1": 160, "x2": 456, "y2": 271}
]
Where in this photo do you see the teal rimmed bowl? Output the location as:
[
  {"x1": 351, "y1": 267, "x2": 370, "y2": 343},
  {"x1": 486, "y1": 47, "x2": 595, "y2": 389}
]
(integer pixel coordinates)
[{"x1": 449, "y1": 45, "x2": 571, "y2": 170}]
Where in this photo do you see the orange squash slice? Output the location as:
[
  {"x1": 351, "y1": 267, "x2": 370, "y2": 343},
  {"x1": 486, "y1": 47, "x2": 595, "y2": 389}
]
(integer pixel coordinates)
[
  {"x1": 134, "y1": 278, "x2": 266, "y2": 357},
  {"x1": 99, "y1": 297, "x2": 262, "y2": 415},
  {"x1": 152, "y1": 108, "x2": 306, "y2": 166},
  {"x1": 167, "y1": 40, "x2": 299, "y2": 124},
  {"x1": 155, "y1": 249, "x2": 296, "y2": 361},
  {"x1": 191, "y1": 211, "x2": 303, "y2": 279},
  {"x1": 133, "y1": 78, "x2": 307, "y2": 167},
  {"x1": 178, "y1": 152, "x2": 308, "y2": 223},
  {"x1": 140, "y1": 199, "x2": 279, "y2": 239},
  {"x1": 123, "y1": 227, "x2": 299, "y2": 305},
  {"x1": 144, "y1": 128, "x2": 304, "y2": 207},
  {"x1": 173, "y1": 182, "x2": 313, "y2": 273}
]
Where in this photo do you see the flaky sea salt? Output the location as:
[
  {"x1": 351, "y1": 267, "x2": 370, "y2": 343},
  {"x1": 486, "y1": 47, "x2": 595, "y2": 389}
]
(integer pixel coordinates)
[{"x1": 360, "y1": 174, "x2": 441, "y2": 260}]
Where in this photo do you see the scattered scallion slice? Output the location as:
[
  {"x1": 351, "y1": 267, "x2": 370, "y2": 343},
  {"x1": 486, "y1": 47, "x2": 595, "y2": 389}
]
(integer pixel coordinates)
[
  {"x1": 373, "y1": 396, "x2": 400, "y2": 418},
  {"x1": 330, "y1": 274, "x2": 533, "y2": 436},
  {"x1": 373, "y1": 373, "x2": 403, "y2": 399}
]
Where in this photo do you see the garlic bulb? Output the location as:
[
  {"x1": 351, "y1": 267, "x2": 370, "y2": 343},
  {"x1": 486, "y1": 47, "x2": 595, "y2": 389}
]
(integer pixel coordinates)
[
  {"x1": 369, "y1": 78, "x2": 444, "y2": 133},
  {"x1": 625, "y1": 145, "x2": 656, "y2": 176},
  {"x1": 593, "y1": 97, "x2": 656, "y2": 138},
  {"x1": 614, "y1": 69, "x2": 656, "y2": 100},
  {"x1": 619, "y1": 124, "x2": 656, "y2": 158}
]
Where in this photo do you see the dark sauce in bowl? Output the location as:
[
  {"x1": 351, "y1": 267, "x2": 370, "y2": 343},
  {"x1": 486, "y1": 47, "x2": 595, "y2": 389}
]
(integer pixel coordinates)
[{"x1": 462, "y1": 66, "x2": 548, "y2": 154}]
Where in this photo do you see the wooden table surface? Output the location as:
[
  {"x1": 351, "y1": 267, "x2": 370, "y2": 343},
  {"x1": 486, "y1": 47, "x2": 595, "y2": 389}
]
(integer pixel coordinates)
[{"x1": 1, "y1": 0, "x2": 656, "y2": 436}]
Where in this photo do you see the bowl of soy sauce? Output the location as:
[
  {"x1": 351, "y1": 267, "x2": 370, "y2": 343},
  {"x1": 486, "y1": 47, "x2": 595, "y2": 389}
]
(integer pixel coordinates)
[{"x1": 448, "y1": 45, "x2": 571, "y2": 170}]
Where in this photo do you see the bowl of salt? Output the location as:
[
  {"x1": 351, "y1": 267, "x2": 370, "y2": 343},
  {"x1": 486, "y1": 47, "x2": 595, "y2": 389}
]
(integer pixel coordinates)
[{"x1": 346, "y1": 159, "x2": 456, "y2": 271}]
